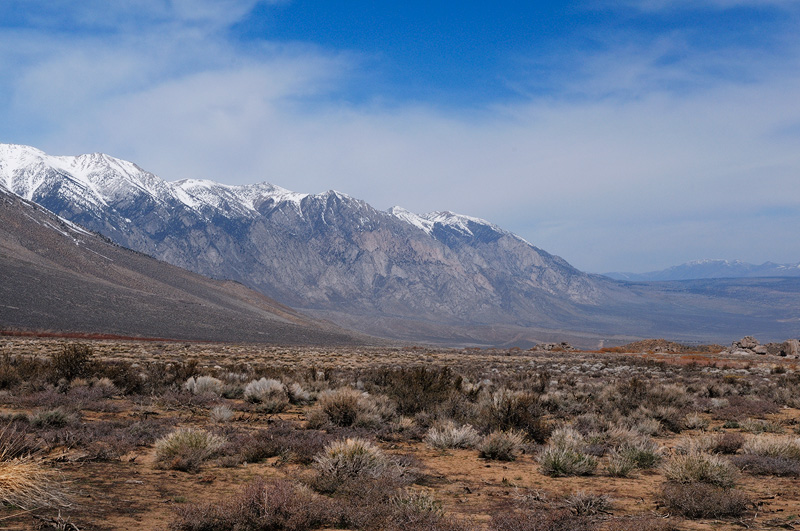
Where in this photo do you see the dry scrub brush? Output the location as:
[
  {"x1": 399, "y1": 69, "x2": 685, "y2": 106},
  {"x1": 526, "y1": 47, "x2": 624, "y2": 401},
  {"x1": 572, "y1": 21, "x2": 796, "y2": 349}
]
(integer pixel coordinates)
[
  {"x1": 306, "y1": 387, "x2": 395, "y2": 429},
  {"x1": 538, "y1": 428, "x2": 598, "y2": 477},
  {"x1": 155, "y1": 428, "x2": 227, "y2": 472},
  {"x1": 312, "y1": 437, "x2": 412, "y2": 493},
  {"x1": 425, "y1": 421, "x2": 480, "y2": 450},
  {"x1": 0, "y1": 424, "x2": 66, "y2": 509}
]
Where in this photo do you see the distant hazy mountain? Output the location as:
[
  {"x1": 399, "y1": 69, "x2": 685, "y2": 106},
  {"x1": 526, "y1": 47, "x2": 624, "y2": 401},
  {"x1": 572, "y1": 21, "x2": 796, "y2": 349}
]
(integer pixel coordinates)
[
  {"x1": 0, "y1": 181, "x2": 361, "y2": 345},
  {"x1": 605, "y1": 259, "x2": 800, "y2": 282},
  {"x1": 2, "y1": 143, "x2": 799, "y2": 346}
]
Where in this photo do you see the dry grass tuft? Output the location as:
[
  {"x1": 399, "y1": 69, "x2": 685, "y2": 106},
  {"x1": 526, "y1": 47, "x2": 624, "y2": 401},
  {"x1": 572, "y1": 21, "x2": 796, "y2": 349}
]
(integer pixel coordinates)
[{"x1": 0, "y1": 458, "x2": 66, "y2": 509}]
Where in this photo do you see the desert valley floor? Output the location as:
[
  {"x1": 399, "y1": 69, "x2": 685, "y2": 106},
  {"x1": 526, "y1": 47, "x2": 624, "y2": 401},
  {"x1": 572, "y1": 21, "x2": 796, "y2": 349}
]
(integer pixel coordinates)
[{"x1": 1, "y1": 337, "x2": 799, "y2": 531}]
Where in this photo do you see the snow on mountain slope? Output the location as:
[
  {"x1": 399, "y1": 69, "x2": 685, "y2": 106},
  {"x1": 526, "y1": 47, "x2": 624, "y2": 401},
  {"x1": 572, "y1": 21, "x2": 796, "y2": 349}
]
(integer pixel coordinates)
[{"x1": 0, "y1": 143, "x2": 615, "y2": 342}]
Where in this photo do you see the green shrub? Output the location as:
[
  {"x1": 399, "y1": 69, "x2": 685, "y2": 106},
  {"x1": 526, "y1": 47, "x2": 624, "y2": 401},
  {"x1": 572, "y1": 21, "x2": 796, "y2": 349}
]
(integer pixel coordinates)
[
  {"x1": 538, "y1": 445, "x2": 597, "y2": 477},
  {"x1": 605, "y1": 451, "x2": 636, "y2": 477},
  {"x1": 29, "y1": 408, "x2": 75, "y2": 429},
  {"x1": 539, "y1": 427, "x2": 598, "y2": 477},
  {"x1": 155, "y1": 428, "x2": 226, "y2": 472}
]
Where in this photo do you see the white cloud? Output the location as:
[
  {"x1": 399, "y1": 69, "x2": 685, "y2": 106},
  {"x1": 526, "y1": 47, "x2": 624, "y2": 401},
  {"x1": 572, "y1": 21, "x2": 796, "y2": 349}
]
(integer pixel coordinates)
[{"x1": 1, "y1": 2, "x2": 799, "y2": 273}]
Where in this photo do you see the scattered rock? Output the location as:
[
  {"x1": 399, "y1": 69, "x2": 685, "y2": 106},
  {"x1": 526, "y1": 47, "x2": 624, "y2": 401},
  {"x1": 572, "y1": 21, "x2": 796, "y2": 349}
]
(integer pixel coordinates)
[
  {"x1": 781, "y1": 339, "x2": 799, "y2": 358},
  {"x1": 733, "y1": 336, "x2": 760, "y2": 350},
  {"x1": 729, "y1": 337, "x2": 799, "y2": 358}
]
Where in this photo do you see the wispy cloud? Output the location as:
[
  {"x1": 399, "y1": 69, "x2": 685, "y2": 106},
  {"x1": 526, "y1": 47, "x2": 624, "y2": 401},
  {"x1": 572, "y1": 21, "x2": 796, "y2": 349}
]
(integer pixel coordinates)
[{"x1": 1, "y1": 1, "x2": 799, "y2": 272}]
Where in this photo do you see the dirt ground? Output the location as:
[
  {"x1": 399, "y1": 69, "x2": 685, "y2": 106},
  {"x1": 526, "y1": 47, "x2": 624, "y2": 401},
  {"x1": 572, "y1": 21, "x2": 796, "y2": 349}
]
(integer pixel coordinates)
[{"x1": 1, "y1": 337, "x2": 799, "y2": 530}]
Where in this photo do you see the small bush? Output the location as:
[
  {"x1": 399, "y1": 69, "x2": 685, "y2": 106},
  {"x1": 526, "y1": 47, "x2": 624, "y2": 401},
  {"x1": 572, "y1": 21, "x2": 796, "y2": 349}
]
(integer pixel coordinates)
[
  {"x1": 368, "y1": 366, "x2": 459, "y2": 416},
  {"x1": 0, "y1": 457, "x2": 67, "y2": 509},
  {"x1": 617, "y1": 439, "x2": 661, "y2": 469},
  {"x1": 307, "y1": 387, "x2": 395, "y2": 429},
  {"x1": 603, "y1": 516, "x2": 680, "y2": 531},
  {"x1": 661, "y1": 453, "x2": 739, "y2": 488},
  {"x1": 169, "y1": 478, "x2": 334, "y2": 531},
  {"x1": 155, "y1": 428, "x2": 226, "y2": 472},
  {"x1": 244, "y1": 378, "x2": 288, "y2": 412},
  {"x1": 605, "y1": 451, "x2": 636, "y2": 477},
  {"x1": 312, "y1": 438, "x2": 407, "y2": 492},
  {"x1": 184, "y1": 376, "x2": 223, "y2": 396},
  {"x1": 232, "y1": 424, "x2": 332, "y2": 465},
  {"x1": 659, "y1": 482, "x2": 751, "y2": 518},
  {"x1": 478, "y1": 429, "x2": 526, "y2": 461},
  {"x1": 50, "y1": 343, "x2": 95, "y2": 383},
  {"x1": 712, "y1": 432, "x2": 745, "y2": 454},
  {"x1": 684, "y1": 413, "x2": 709, "y2": 431},
  {"x1": 539, "y1": 445, "x2": 597, "y2": 477},
  {"x1": 741, "y1": 435, "x2": 800, "y2": 459},
  {"x1": 287, "y1": 382, "x2": 312, "y2": 404},
  {"x1": 29, "y1": 408, "x2": 75, "y2": 429},
  {"x1": 563, "y1": 491, "x2": 612, "y2": 515},
  {"x1": 730, "y1": 454, "x2": 800, "y2": 476},
  {"x1": 478, "y1": 388, "x2": 550, "y2": 443},
  {"x1": 210, "y1": 405, "x2": 233, "y2": 423},
  {"x1": 491, "y1": 507, "x2": 598, "y2": 531},
  {"x1": 425, "y1": 421, "x2": 480, "y2": 450},
  {"x1": 713, "y1": 397, "x2": 779, "y2": 421},
  {"x1": 739, "y1": 418, "x2": 783, "y2": 434}
]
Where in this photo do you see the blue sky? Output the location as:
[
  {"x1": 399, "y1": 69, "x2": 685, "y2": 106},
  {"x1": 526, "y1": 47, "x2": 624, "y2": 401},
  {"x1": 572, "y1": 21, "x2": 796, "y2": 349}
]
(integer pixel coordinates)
[{"x1": 1, "y1": 0, "x2": 799, "y2": 272}]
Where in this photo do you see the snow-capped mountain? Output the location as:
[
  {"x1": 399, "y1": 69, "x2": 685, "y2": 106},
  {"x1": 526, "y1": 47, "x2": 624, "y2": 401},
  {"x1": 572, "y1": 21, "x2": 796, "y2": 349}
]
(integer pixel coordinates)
[
  {"x1": 4, "y1": 143, "x2": 799, "y2": 346},
  {"x1": 0, "y1": 143, "x2": 604, "y2": 343},
  {"x1": 605, "y1": 259, "x2": 800, "y2": 282},
  {"x1": 0, "y1": 182, "x2": 359, "y2": 344}
]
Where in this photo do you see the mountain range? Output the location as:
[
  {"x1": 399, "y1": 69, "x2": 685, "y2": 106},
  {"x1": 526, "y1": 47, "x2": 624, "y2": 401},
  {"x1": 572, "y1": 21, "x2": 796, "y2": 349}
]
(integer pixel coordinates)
[
  {"x1": 0, "y1": 179, "x2": 362, "y2": 345},
  {"x1": 2, "y1": 143, "x2": 799, "y2": 347},
  {"x1": 604, "y1": 259, "x2": 800, "y2": 282}
]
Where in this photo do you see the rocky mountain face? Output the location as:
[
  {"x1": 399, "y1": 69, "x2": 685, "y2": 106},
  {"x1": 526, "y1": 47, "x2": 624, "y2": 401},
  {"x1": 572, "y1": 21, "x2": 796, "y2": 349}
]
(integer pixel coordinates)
[
  {"x1": 2, "y1": 143, "x2": 799, "y2": 346},
  {"x1": 0, "y1": 143, "x2": 605, "y2": 342},
  {"x1": 0, "y1": 180, "x2": 363, "y2": 345},
  {"x1": 605, "y1": 259, "x2": 800, "y2": 282}
]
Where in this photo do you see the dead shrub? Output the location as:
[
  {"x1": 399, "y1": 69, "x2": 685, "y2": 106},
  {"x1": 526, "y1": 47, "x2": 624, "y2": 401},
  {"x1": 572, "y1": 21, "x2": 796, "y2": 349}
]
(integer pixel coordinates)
[
  {"x1": 366, "y1": 366, "x2": 459, "y2": 416},
  {"x1": 562, "y1": 491, "x2": 612, "y2": 515},
  {"x1": 231, "y1": 423, "x2": 333, "y2": 465},
  {"x1": 169, "y1": 478, "x2": 334, "y2": 531},
  {"x1": 602, "y1": 515, "x2": 680, "y2": 531},
  {"x1": 659, "y1": 482, "x2": 751, "y2": 518},
  {"x1": 0, "y1": 457, "x2": 67, "y2": 509},
  {"x1": 712, "y1": 432, "x2": 745, "y2": 454},
  {"x1": 730, "y1": 454, "x2": 800, "y2": 476},
  {"x1": 49, "y1": 343, "x2": 95, "y2": 383},
  {"x1": 713, "y1": 396, "x2": 780, "y2": 421},
  {"x1": 491, "y1": 507, "x2": 599, "y2": 531},
  {"x1": 307, "y1": 387, "x2": 395, "y2": 429},
  {"x1": 478, "y1": 388, "x2": 550, "y2": 443}
]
